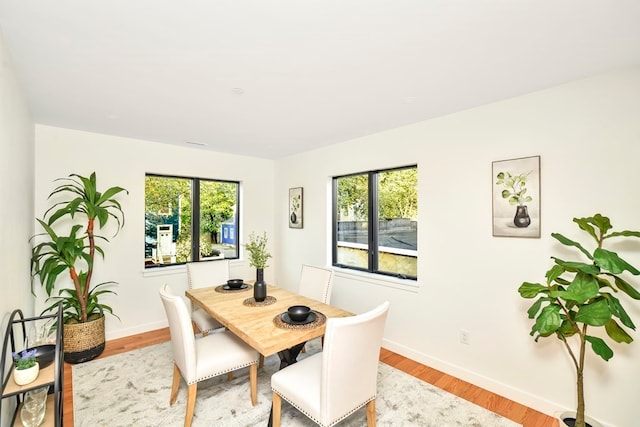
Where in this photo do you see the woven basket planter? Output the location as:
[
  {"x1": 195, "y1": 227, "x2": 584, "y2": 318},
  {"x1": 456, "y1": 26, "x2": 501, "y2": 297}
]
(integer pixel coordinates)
[{"x1": 64, "y1": 315, "x2": 105, "y2": 364}]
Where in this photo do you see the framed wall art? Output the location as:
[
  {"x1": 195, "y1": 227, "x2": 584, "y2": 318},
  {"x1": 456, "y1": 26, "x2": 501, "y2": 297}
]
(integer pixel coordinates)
[
  {"x1": 492, "y1": 155, "x2": 540, "y2": 238},
  {"x1": 289, "y1": 187, "x2": 303, "y2": 229}
]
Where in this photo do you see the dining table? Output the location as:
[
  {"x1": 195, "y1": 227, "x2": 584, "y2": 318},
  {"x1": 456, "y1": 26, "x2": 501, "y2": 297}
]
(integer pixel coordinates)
[{"x1": 185, "y1": 282, "x2": 353, "y2": 426}]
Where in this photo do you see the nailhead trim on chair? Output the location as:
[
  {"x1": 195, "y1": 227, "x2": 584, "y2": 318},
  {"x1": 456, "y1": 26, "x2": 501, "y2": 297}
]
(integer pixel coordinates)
[
  {"x1": 187, "y1": 360, "x2": 257, "y2": 385},
  {"x1": 272, "y1": 389, "x2": 375, "y2": 427}
]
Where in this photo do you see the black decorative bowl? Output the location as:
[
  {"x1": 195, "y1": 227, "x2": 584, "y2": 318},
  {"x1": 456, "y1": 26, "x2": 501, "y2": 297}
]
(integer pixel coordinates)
[
  {"x1": 287, "y1": 305, "x2": 311, "y2": 322},
  {"x1": 227, "y1": 279, "x2": 245, "y2": 289},
  {"x1": 29, "y1": 344, "x2": 56, "y2": 368}
]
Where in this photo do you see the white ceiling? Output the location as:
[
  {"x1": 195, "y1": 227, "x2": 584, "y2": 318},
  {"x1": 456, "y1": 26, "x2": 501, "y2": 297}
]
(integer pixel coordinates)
[{"x1": 1, "y1": 1, "x2": 640, "y2": 159}]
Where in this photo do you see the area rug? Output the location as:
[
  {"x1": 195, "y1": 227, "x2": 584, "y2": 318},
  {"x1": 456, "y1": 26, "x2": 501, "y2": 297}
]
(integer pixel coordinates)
[{"x1": 73, "y1": 339, "x2": 520, "y2": 427}]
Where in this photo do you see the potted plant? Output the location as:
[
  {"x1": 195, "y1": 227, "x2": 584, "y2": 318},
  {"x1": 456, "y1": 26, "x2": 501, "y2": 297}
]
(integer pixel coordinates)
[
  {"x1": 495, "y1": 170, "x2": 533, "y2": 227},
  {"x1": 244, "y1": 231, "x2": 272, "y2": 302},
  {"x1": 12, "y1": 349, "x2": 39, "y2": 385},
  {"x1": 518, "y1": 214, "x2": 640, "y2": 427},
  {"x1": 30, "y1": 172, "x2": 128, "y2": 363}
]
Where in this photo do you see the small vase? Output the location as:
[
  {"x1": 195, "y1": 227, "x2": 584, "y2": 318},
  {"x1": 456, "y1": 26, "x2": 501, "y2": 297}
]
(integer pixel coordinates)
[
  {"x1": 21, "y1": 387, "x2": 47, "y2": 427},
  {"x1": 254, "y1": 269, "x2": 267, "y2": 302},
  {"x1": 513, "y1": 205, "x2": 531, "y2": 228},
  {"x1": 14, "y1": 362, "x2": 39, "y2": 386}
]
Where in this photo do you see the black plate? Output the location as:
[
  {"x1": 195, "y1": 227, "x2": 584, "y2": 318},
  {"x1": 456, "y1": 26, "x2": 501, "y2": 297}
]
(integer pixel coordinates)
[
  {"x1": 24, "y1": 344, "x2": 56, "y2": 369},
  {"x1": 281, "y1": 312, "x2": 317, "y2": 325},
  {"x1": 223, "y1": 284, "x2": 248, "y2": 290}
]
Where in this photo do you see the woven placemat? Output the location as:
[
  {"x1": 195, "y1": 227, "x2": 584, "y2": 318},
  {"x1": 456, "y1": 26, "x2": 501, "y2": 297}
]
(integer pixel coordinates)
[
  {"x1": 243, "y1": 295, "x2": 277, "y2": 306},
  {"x1": 215, "y1": 284, "x2": 253, "y2": 293},
  {"x1": 273, "y1": 311, "x2": 326, "y2": 330}
]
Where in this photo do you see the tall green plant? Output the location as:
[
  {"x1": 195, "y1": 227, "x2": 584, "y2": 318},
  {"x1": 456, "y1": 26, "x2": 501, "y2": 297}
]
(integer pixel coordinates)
[
  {"x1": 518, "y1": 214, "x2": 640, "y2": 427},
  {"x1": 30, "y1": 172, "x2": 128, "y2": 323}
]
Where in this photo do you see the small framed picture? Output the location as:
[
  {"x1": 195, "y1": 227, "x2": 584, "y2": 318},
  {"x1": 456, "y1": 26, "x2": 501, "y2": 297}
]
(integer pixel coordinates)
[
  {"x1": 492, "y1": 155, "x2": 540, "y2": 238},
  {"x1": 289, "y1": 187, "x2": 303, "y2": 229}
]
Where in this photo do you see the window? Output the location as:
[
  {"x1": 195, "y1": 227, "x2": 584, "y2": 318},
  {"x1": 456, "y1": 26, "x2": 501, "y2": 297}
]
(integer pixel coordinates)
[
  {"x1": 145, "y1": 174, "x2": 239, "y2": 268},
  {"x1": 332, "y1": 165, "x2": 417, "y2": 279}
]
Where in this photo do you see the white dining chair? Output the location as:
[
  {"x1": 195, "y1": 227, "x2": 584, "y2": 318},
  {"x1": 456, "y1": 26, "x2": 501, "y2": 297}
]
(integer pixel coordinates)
[
  {"x1": 270, "y1": 301, "x2": 390, "y2": 427},
  {"x1": 297, "y1": 265, "x2": 334, "y2": 352},
  {"x1": 297, "y1": 264, "x2": 334, "y2": 304},
  {"x1": 186, "y1": 260, "x2": 229, "y2": 334},
  {"x1": 159, "y1": 284, "x2": 259, "y2": 427}
]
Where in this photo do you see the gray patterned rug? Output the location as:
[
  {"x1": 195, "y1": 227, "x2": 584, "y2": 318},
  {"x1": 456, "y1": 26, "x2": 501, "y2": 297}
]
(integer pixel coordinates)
[{"x1": 72, "y1": 339, "x2": 520, "y2": 427}]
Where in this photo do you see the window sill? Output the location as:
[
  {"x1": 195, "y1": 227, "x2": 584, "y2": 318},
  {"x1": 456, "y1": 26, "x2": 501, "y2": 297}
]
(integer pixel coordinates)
[
  {"x1": 143, "y1": 264, "x2": 185, "y2": 277},
  {"x1": 332, "y1": 267, "x2": 419, "y2": 293}
]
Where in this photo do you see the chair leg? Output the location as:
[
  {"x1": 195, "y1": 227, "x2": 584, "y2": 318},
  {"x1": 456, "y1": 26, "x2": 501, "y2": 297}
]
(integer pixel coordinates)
[
  {"x1": 184, "y1": 383, "x2": 197, "y2": 427},
  {"x1": 227, "y1": 371, "x2": 234, "y2": 381},
  {"x1": 249, "y1": 363, "x2": 258, "y2": 406},
  {"x1": 366, "y1": 399, "x2": 376, "y2": 427},
  {"x1": 272, "y1": 392, "x2": 282, "y2": 427},
  {"x1": 170, "y1": 364, "x2": 181, "y2": 405}
]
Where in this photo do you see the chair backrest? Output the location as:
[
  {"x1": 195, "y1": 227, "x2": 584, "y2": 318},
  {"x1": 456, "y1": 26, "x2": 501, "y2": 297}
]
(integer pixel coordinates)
[
  {"x1": 186, "y1": 260, "x2": 230, "y2": 290},
  {"x1": 297, "y1": 265, "x2": 334, "y2": 304},
  {"x1": 159, "y1": 284, "x2": 197, "y2": 382},
  {"x1": 319, "y1": 301, "x2": 389, "y2": 425}
]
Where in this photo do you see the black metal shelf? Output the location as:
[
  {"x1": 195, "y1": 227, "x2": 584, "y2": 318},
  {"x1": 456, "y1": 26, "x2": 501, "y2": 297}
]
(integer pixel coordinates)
[{"x1": 1, "y1": 304, "x2": 63, "y2": 426}]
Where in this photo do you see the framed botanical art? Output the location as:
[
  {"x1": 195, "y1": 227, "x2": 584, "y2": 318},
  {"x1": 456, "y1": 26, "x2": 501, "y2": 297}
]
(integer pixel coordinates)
[
  {"x1": 289, "y1": 187, "x2": 303, "y2": 229},
  {"x1": 492, "y1": 155, "x2": 540, "y2": 238}
]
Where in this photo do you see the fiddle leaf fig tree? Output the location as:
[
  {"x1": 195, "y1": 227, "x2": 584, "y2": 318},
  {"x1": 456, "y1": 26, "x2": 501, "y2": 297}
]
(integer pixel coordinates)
[
  {"x1": 30, "y1": 172, "x2": 128, "y2": 324},
  {"x1": 518, "y1": 214, "x2": 640, "y2": 427}
]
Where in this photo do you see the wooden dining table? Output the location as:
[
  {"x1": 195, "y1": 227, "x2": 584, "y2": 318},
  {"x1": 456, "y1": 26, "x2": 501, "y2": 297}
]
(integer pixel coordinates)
[
  {"x1": 185, "y1": 283, "x2": 353, "y2": 426},
  {"x1": 186, "y1": 284, "x2": 352, "y2": 357}
]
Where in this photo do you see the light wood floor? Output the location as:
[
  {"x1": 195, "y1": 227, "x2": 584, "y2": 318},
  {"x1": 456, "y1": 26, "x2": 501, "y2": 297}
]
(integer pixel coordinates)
[{"x1": 63, "y1": 328, "x2": 557, "y2": 426}]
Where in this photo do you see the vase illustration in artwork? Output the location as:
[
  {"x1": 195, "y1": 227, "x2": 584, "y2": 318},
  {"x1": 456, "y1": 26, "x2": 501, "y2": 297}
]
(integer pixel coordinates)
[{"x1": 514, "y1": 205, "x2": 531, "y2": 228}]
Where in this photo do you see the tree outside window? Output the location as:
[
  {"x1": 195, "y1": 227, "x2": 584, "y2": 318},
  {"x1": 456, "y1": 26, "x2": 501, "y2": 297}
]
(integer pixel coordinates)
[
  {"x1": 333, "y1": 166, "x2": 417, "y2": 279},
  {"x1": 145, "y1": 174, "x2": 239, "y2": 267}
]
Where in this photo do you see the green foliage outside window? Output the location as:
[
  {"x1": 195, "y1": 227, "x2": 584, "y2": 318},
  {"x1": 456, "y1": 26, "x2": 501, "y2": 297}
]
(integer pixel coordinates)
[
  {"x1": 145, "y1": 175, "x2": 238, "y2": 265},
  {"x1": 334, "y1": 165, "x2": 418, "y2": 279},
  {"x1": 337, "y1": 168, "x2": 417, "y2": 221}
]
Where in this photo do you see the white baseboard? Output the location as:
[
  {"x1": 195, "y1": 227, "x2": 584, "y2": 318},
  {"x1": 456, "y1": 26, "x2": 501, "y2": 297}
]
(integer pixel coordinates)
[
  {"x1": 381, "y1": 337, "x2": 567, "y2": 419},
  {"x1": 105, "y1": 319, "x2": 168, "y2": 341}
]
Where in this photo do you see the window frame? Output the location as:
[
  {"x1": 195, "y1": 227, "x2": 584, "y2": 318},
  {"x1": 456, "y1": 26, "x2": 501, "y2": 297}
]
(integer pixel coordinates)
[
  {"x1": 144, "y1": 173, "x2": 240, "y2": 268},
  {"x1": 332, "y1": 165, "x2": 417, "y2": 280}
]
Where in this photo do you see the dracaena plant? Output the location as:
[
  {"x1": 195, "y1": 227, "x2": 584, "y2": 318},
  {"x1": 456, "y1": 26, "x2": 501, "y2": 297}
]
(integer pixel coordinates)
[
  {"x1": 30, "y1": 172, "x2": 128, "y2": 324},
  {"x1": 518, "y1": 214, "x2": 640, "y2": 427}
]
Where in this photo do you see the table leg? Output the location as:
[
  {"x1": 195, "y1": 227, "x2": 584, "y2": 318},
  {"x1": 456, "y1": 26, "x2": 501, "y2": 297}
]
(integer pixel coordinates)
[{"x1": 267, "y1": 342, "x2": 306, "y2": 427}]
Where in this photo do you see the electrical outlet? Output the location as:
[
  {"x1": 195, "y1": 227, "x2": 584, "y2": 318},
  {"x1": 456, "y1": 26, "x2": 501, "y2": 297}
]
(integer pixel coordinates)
[{"x1": 460, "y1": 329, "x2": 470, "y2": 345}]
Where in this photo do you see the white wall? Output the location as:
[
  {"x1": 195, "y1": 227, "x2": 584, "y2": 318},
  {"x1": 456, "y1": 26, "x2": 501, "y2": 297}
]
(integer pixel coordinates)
[
  {"x1": 0, "y1": 30, "x2": 34, "y2": 425},
  {"x1": 33, "y1": 126, "x2": 276, "y2": 341},
  {"x1": 274, "y1": 67, "x2": 640, "y2": 427}
]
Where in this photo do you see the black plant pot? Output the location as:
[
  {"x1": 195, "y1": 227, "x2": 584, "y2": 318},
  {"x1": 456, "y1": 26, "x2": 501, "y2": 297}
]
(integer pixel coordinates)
[{"x1": 557, "y1": 411, "x2": 602, "y2": 427}]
